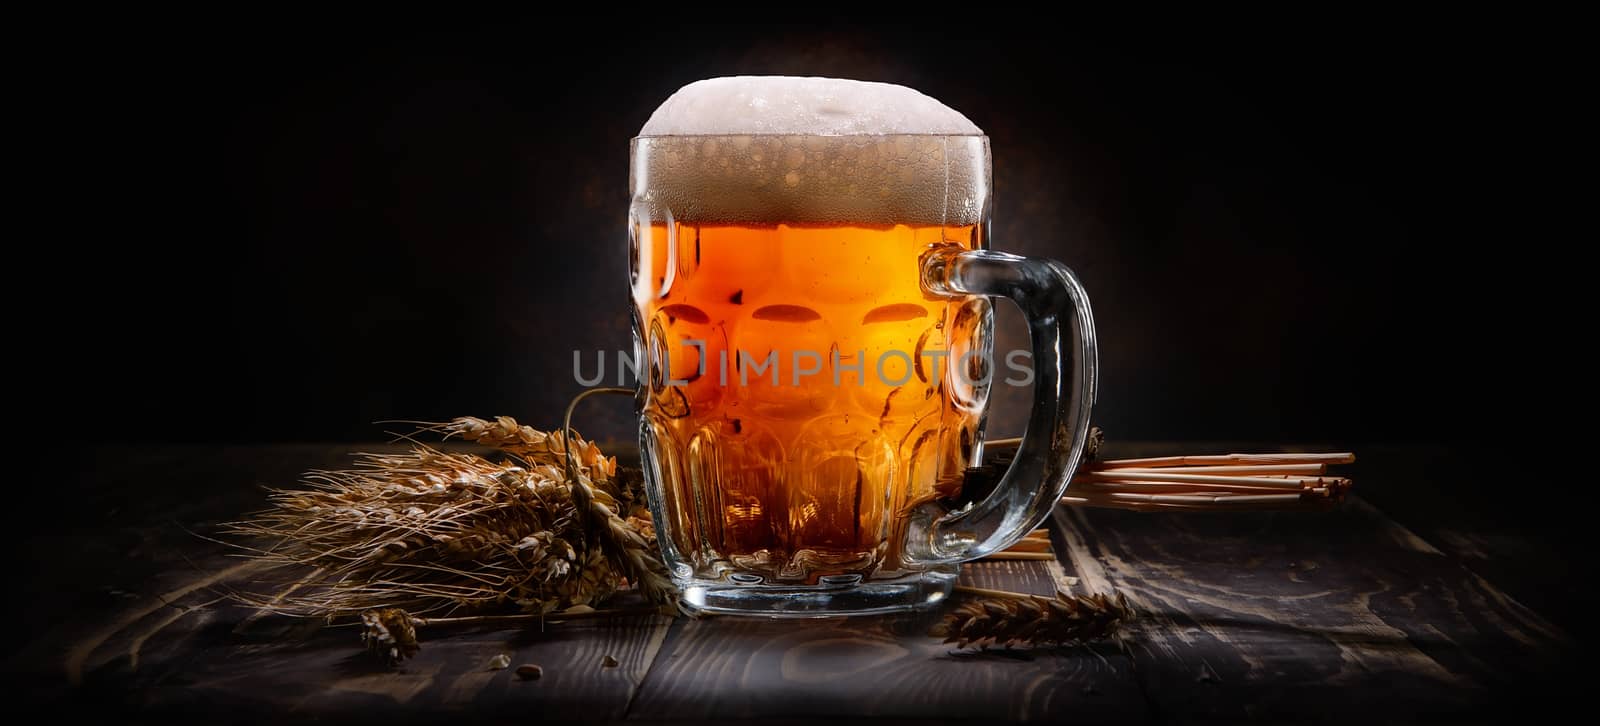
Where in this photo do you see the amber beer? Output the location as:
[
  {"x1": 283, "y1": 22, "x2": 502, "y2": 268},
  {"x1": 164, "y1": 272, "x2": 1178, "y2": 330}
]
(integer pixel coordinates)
[
  {"x1": 629, "y1": 77, "x2": 1096, "y2": 615},
  {"x1": 631, "y1": 133, "x2": 993, "y2": 583}
]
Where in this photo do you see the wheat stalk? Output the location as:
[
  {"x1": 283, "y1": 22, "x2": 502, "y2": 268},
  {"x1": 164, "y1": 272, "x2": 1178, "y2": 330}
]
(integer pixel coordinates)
[
  {"x1": 224, "y1": 408, "x2": 677, "y2": 620},
  {"x1": 222, "y1": 446, "x2": 627, "y2": 618},
  {"x1": 431, "y1": 401, "x2": 675, "y2": 608},
  {"x1": 931, "y1": 588, "x2": 1131, "y2": 649}
]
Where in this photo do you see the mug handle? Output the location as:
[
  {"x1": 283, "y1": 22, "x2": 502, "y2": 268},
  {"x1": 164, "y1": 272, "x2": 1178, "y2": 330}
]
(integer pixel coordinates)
[{"x1": 905, "y1": 248, "x2": 1098, "y2": 565}]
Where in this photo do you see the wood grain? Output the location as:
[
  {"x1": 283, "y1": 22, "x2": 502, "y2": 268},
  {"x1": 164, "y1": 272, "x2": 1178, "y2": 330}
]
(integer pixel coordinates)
[
  {"x1": 625, "y1": 606, "x2": 1143, "y2": 721},
  {"x1": 1051, "y1": 498, "x2": 1574, "y2": 721},
  {"x1": 958, "y1": 556, "x2": 1063, "y2": 595},
  {"x1": 17, "y1": 444, "x2": 1577, "y2": 722},
  {"x1": 42, "y1": 446, "x2": 1108, "y2": 722},
  {"x1": 61, "y1": 556, "x2": 675, "y2": 721},
  {"x1": 58, "y1": 553, "x2": 1112, "y2": 722}
]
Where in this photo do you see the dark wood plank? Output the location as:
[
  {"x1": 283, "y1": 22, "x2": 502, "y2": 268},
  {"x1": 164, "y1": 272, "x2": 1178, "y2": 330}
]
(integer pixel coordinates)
[
  {"x1": 58, "y1": 551, "x2": 676, "y2": 721},
  {"x1": 626, "y1": 605, "x2": 1144, "y2": 722},
  {"x1": 1334, "y1": 444, "x2": 1586, "y2": 643},
  {"x1": 39, "y1": 445, "x2": 1107, "y2": 722},
  {"x1": 29, "y1": 445, "x2": 674, "y2": 722},
  {"x1": 23, "y1": 443, "x2": 1578, "y2": 722},
  {"x1": 57, "y1": 554, "x2": 1096, "y2": 722},
  {"x1": 622, "y1": 515, "x2": 1142, "y2": 720},
  {"x1": 1051, "y1": 497, "x2": 1575, "y2": 721},
  {"x1": 958, "y1": 554, "x2": 1067, "y2": 595}
]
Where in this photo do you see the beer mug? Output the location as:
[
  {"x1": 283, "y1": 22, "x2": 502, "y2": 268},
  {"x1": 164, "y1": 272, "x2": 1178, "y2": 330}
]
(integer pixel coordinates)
[{"x1": 629, "y1": 77, "x2": 1096, "y2": 615}]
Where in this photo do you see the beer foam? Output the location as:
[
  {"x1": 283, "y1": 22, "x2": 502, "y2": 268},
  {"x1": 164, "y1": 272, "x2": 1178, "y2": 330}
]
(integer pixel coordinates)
[
  {"x1": 633, "y1": 77, "x2": 989, "y2": 225},
  {"x1": 639, "y1": 77, "x2": 982, "y2": 136}
]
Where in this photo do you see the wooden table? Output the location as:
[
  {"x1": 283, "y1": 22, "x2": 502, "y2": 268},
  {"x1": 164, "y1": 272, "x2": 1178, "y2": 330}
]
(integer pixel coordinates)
[{"x1": 12, "y1": 444, "x2": 1576, "y2": 722}]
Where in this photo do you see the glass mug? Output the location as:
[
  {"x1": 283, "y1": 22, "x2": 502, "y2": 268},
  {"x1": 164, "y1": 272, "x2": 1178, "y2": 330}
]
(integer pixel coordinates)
[{"x1": 629, "y1": 131, "x2": 1096, "y2": 615}]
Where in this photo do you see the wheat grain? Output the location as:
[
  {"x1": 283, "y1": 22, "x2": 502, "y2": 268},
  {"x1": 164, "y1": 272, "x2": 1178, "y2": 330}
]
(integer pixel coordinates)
[
  {"x1": 930, "y1": 590, "x2": 1131, "y2": 649},
  {"x1": 226, "y1": 445, "x2": 623, "y2": 617}
]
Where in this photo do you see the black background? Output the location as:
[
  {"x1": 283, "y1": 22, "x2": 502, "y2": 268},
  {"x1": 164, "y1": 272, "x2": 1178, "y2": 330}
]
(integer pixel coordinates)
[
  {"x1": 10, "y1": 16, "x2": 1587, "y2": 707},
  {"x1": 24, "y1": 20, "x2": 1568, "y2": 473}
]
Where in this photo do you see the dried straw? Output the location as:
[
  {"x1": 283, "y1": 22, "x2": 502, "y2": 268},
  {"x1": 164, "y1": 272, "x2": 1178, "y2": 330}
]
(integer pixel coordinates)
[{"x1": 223, "y1": 413, "x2": 675, "y2": 620}]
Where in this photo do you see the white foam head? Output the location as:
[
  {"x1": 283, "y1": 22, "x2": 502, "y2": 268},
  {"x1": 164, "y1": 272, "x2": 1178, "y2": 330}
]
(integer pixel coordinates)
[
  {"x1": 639, "y1": 76, "x2": 982, "y2": 137},
  {"x1": 632, "y1": 77, "x2": 989, "y2": 226}
]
